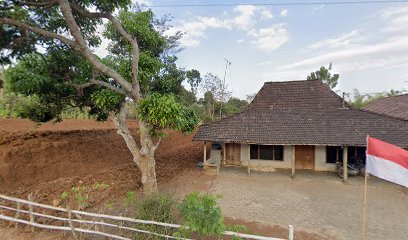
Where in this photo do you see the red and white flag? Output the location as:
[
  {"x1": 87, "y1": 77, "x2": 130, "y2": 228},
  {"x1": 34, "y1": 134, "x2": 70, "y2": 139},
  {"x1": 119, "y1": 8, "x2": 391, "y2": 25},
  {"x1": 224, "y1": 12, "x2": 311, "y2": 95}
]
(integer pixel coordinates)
[{"x1": 366, "y1": 136, "x2": 408, "y2": 188}]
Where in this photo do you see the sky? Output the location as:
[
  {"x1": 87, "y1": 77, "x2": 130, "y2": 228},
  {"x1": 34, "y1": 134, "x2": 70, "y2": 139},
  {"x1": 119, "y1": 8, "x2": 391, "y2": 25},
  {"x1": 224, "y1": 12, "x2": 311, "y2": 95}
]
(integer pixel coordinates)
[{"x1": 115, "y1": 0, "x2": 408, "y2": 99}]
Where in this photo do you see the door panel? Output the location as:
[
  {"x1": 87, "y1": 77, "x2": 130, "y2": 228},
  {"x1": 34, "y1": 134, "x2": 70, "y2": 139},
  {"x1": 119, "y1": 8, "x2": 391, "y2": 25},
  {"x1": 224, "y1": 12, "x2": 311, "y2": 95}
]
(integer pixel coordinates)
[
  {"x1": 295, "y1": 145, "x2": 315, "y2": 170},
  {"x1": 226, "y1": 143, "x2": 241, "y2": 165}
]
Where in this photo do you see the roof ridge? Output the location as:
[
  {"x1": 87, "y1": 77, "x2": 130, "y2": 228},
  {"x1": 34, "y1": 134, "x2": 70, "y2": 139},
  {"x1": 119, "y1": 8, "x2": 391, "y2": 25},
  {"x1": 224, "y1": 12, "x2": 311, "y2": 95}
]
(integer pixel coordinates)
[
  {"x1": 316, "y1": 80, "x2": 352, "y2": 109},
  {"x1": 263, "y1": 79, "x2": 316, "y2": 84},
  {"x1": 374, "y1": 93, "x2": 408, "y2": 100},
  {"x1": 358, "y1": 108, "x2": 408, "y2": 122}
]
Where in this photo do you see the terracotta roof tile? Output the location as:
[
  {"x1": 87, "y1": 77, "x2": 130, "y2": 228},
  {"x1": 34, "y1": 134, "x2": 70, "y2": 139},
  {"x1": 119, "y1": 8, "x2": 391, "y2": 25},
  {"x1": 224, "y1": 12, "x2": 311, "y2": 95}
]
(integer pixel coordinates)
[
  {"x1": 364, "y1": 94, "x2": 408, "y2": 121},
  {"x1": 194, "y1": 80, "x2": 408, "y2": 147}
]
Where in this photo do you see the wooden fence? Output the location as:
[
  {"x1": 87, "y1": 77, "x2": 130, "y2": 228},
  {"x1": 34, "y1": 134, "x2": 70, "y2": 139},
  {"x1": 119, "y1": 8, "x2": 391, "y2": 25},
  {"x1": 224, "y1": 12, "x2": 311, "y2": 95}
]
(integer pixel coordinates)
[{"x1": 0, "y1": 194, "x2": 293, "y2": 240}]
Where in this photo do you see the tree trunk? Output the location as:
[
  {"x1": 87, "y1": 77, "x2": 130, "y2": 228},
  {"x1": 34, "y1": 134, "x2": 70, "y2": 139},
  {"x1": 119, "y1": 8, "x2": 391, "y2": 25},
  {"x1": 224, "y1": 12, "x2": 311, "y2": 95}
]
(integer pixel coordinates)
[
  {"x1": 113, "y1": 102, "x2": 159, "y2": 194},
  {"x1": 138, "y1": 152, "x2": 158, "y2": 194}
]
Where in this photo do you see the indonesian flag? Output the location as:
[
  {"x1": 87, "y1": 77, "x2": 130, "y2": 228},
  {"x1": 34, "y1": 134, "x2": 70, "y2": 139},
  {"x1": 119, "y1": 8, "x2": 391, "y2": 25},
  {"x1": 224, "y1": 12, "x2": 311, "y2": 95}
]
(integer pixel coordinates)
[{"x1": 366, "y1": 136, "x2": 408, "y2": 188}]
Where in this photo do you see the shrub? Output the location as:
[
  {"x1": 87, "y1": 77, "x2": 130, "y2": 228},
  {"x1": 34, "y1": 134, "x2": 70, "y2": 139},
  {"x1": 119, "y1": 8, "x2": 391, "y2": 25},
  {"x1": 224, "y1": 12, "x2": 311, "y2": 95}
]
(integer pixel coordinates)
[
  {"x1": 176, "y1": 192, "x2": 225, "y2": 238},
  {"x1": 131, "y1": 193, "x2": 176, "y2": 240}
]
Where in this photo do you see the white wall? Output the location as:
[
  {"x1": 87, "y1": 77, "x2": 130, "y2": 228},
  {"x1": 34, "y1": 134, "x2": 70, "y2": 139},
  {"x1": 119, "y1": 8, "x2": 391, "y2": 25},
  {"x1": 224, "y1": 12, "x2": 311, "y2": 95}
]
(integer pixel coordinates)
[
  {"x1": 314, "y1": 146, "x2": 337, "y2": 172},
  {"x1": 240, "y1": 144, "x2": 293, "y2": 171},
  {"x1": 236, "y1": 144, "x2": 337, "y2": 172}
]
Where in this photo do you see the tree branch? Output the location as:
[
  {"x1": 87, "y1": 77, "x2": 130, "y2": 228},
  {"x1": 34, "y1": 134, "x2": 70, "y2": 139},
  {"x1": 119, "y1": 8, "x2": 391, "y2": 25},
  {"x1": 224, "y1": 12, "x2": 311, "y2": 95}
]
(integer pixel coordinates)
[
  {"x1": 153, "y1": 137, "x2": 162, "y2": 151},
  {"x1": 0, "y1": 17, "x2": 76, "y2": 47},
  {"x1": 58, "y1": 0, "x2": 136, "y2": 99},
  {"x1": 69, "y1": 1, "x2": 141, "y2": 100},
  {"x1": 114, "y1": 102, "x2": 141, "y2": 164},
  {"x1": 69, "y1": 71, "x2": 127, "y2": 96}
]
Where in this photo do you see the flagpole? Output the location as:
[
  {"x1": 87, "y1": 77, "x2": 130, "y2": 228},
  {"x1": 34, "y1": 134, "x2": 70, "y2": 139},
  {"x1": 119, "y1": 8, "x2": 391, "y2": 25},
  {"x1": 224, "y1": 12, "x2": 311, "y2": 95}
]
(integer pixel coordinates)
[{"x1": 361, "y1": 135, "x2": 369, "y2": 240}]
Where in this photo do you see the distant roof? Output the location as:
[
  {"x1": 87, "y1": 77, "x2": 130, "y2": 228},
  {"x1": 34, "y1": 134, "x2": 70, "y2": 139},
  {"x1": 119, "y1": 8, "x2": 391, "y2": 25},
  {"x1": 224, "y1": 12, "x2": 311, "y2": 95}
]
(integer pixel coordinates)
[
  {"x1": 364, "y1": 94, "x2": 408, "y2": 121},
  {"x1": 194, "y1": 80, "x2": 408, "y2": 147}
]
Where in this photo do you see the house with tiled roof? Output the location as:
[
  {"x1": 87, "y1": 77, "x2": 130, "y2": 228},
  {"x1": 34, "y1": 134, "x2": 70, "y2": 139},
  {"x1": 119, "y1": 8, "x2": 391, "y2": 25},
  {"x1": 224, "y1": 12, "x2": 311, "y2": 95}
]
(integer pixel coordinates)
[
  {"x1": 364, "y1": 94, "x2": 408, "y2": 121},
  {"x1": 194, "y1": 80, "x2": 408, "y2": 179}
]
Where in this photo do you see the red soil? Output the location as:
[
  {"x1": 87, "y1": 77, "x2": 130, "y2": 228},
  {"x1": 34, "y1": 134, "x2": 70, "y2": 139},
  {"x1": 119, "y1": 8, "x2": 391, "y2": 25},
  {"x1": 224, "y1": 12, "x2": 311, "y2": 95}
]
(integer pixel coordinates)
[{"x1": 0, "y1": 119, "x2": 203, "y2": 207}]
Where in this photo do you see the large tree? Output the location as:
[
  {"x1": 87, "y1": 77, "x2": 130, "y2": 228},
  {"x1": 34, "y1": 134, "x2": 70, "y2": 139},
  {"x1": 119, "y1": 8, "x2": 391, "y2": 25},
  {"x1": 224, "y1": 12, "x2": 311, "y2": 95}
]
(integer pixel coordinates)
[{"x1": 0, "y1": 0, "x2": 198, "y2": 194}]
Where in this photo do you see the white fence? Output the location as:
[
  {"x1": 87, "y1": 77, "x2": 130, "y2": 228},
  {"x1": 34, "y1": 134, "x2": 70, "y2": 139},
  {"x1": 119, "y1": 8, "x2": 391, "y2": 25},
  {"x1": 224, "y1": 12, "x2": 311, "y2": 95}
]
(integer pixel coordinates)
[{"x1": 0, "y1": 194, "x2": 293, "y2": 240}]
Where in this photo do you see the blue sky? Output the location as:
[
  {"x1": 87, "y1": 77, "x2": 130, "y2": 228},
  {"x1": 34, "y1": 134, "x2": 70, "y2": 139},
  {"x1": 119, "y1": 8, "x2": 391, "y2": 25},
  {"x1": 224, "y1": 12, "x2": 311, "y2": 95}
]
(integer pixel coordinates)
[{"x1": 132, "y1": 1, "x2": 408, "y2": 99}]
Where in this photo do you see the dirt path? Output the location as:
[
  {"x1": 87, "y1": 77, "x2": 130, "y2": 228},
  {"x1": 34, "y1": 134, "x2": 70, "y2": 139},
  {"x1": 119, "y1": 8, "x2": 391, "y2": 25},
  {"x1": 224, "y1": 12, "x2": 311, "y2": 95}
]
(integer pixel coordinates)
[{"x1": 210, "y1": 168, "x2": 408, "y2": 240}]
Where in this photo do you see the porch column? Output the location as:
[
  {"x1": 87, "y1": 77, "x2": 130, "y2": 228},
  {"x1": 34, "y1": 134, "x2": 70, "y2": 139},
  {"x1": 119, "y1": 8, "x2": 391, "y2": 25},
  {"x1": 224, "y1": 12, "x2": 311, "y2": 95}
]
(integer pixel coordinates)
[
  {"x1": 223, "y1": 143, "x2": 226, "y2": 166},
  {"x1": 343, "y1": 146, "x2": 348, "y2": 182},
  {"x1": 203, "y1": 142, "x2": 207, "y2": 164},
  {"x1": 291, "y1": 146, "x2": 296, "y2": 178}
]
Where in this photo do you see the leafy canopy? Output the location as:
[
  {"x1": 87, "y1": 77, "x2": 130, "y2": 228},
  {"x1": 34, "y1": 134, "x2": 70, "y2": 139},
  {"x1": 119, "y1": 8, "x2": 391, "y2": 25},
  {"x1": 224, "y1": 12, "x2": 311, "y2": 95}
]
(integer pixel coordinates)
[
  {"x1": 307, "y1": 63, "x2": 339, "y2": 89},
  {"x1": 2, "y1": 3, "x2": 199, "y2": 132},
  {"x1": 137, "y1": 93, "x2": 198, "y2": 136}
]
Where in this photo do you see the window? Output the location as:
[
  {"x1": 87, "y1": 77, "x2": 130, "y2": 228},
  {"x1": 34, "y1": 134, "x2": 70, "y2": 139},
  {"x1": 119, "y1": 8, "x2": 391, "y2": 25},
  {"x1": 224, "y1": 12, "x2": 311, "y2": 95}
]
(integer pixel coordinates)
[
  {"x1": 250, "y1": 145, "x2": 284, "y2": 161},
  {"x1": 326, "y1": 146, "x2": 343, "y2": 163},
  {"x1": 260, "y1": 145, "x2": 273, "y2": 160},
  {"x1": 250, "y1": 145, "x2": 258, "y2": 159},
  {"x1": 348, "y1": 146, "x2": 366, "y2": 164}
]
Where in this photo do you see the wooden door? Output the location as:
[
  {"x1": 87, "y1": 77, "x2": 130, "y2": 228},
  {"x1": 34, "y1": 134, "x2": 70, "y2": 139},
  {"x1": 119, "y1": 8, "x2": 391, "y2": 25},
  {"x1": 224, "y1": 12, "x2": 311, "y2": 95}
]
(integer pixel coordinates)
[
  {"x1": 295, "y1": 145, "x2": 315, "y2": 170},
  {"x1": 226, "y1": 143, "x2": 241, "y2": 166}
]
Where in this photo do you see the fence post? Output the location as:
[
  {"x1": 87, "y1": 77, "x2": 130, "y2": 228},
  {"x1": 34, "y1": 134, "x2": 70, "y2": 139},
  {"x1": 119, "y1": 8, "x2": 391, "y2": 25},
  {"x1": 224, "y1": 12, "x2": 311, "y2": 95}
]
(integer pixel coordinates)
[
  {"x1": 28, "y1": 195, "x2": 35, "y2": 233},
  {"x1": 68, "y1": 207, "x2": 79, "y2": 240},
  {"x1": 12, "y1": 202, "x2": 21, "y2": 228},
  {"x1": 288, "y1": 225, "x2": 294, "y2": 240}
]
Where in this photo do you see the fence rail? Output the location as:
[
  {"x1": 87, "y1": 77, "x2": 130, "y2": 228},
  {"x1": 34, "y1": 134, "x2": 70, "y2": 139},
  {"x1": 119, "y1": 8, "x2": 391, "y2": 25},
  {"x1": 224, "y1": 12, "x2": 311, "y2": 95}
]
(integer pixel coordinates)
[{"x1": 0, "y1": 193, "x2": 292, "y2": 240}]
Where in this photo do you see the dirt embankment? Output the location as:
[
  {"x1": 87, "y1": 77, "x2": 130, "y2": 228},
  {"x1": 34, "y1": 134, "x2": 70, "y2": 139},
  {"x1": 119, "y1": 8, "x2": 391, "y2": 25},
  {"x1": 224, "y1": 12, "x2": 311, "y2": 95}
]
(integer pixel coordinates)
[{"x1": 0, "y1": 119, "x2": 203, "y2": 205}]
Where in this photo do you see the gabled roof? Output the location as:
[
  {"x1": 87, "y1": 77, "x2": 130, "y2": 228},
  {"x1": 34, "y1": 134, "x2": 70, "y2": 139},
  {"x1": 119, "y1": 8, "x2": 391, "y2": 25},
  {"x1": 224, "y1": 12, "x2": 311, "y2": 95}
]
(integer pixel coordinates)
[
  {"x1": 194, "y1": 80, "x2": 408, "y2": 147},
  {"x1": 364, "y1": 94, "x2": 408, "y2": 121}
]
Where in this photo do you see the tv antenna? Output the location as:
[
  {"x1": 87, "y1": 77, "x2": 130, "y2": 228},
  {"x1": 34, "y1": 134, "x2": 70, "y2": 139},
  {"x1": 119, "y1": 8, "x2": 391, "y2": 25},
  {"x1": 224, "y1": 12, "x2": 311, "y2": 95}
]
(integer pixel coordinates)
[{"x1": 220, "y1": 58, "x2": 232, "y2": 118}]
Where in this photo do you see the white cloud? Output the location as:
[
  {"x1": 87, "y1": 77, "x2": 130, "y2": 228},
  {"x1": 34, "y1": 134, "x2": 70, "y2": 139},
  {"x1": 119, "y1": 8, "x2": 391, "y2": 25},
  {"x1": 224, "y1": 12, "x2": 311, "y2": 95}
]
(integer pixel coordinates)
[
  {"x1": 381, "y1": 6, "x2": 408, "y2": 33},
  {"x1": 276, "y1": 35, "x2": 408, "y2": 72},
  {"x1": 167, "y1": 4, "x2": 287, "y2": 51},
  {"x1": 260, "y1": 4, "x2": 408, "y2": 81},
  {"x1": 165, "y1": 17, "x2": 229, "y2": 47},
  {"x1": 280, "y1": 9, "x2": 288, "y2": 17},
  {"x1": 260, "y1": 9, "x2": 274, "y2": 19},
  {"x1": 249, "y1": 24, "x2": 289, "y2": 52},
  {"x1": 307, "y1": 30, "x2": 361, "y2": 51},
  {"x1": 236, "y1": 39, "x2": 244, "y2": 44},
  {"x1": 232, "y1": 5, "x2": 257, "y2": 30}
]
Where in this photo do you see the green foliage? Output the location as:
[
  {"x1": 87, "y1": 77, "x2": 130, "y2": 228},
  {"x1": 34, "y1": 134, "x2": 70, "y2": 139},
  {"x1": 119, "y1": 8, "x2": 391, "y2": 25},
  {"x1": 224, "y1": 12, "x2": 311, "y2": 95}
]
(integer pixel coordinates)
[
  {"x1": 307, "y1": 63, "x2": 339, "y2": 89},
  {"x1": 105, "y1": 201, "x2": 115, "y2": 210},
  {"x1": 350, "y1": 88, "x2": 406, "y2": 109},
  {"x1": 58, "y1": 182, "x2": 110, "y2": 210},
  {"x1": 186, "y1": 69, "x2": 201, "y2": 95},
  {"x1": 104, "y1": 9, "x2": 185, "y2": 96},
  {"x1": 0, "y1": 3, "x2": 191, "y2": 126},
  {"x1": 91, "y1": 89, "x2": 124, "y2": 112},
  {"x1": 137, "y1": 193, "x2": 174, "y2": 223},
  {"x1": 177, "y1": 192, "x2": 225, "y2": 238},
  {"x1": 60, "y1": 106, "x2": 94, "y2": 120},
  {"x1": 137, "y1": 93, "x2": 198, "y2": 136},
  {"x1": 223, "y1": 98, "x2": 248, "y2": 116},
  {"x1": 60, "y1": 191, "x2": 69, "y2": 200},
  {"x1": 131, "y1": 193, "x2": 176, "y2": 240},
  {"x1": 125, "y1": 191, "x2": 137, "y2": 205},
  {"x1": 1, "y1": 0, "x2": 130, "y2": 63},
  {"x1": 228, "y1": 224, "x2": 247, "y2": 240}
]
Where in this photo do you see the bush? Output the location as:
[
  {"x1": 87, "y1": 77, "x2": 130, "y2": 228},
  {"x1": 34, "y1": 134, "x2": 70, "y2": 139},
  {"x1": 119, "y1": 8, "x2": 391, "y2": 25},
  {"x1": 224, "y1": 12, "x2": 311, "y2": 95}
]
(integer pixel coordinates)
[
  {"x1": 131, "y1": 193, "x2": 177, "y2": 240},
  {"x1": 176, "y1": 192, "x2": 225, "y2": 238}
]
